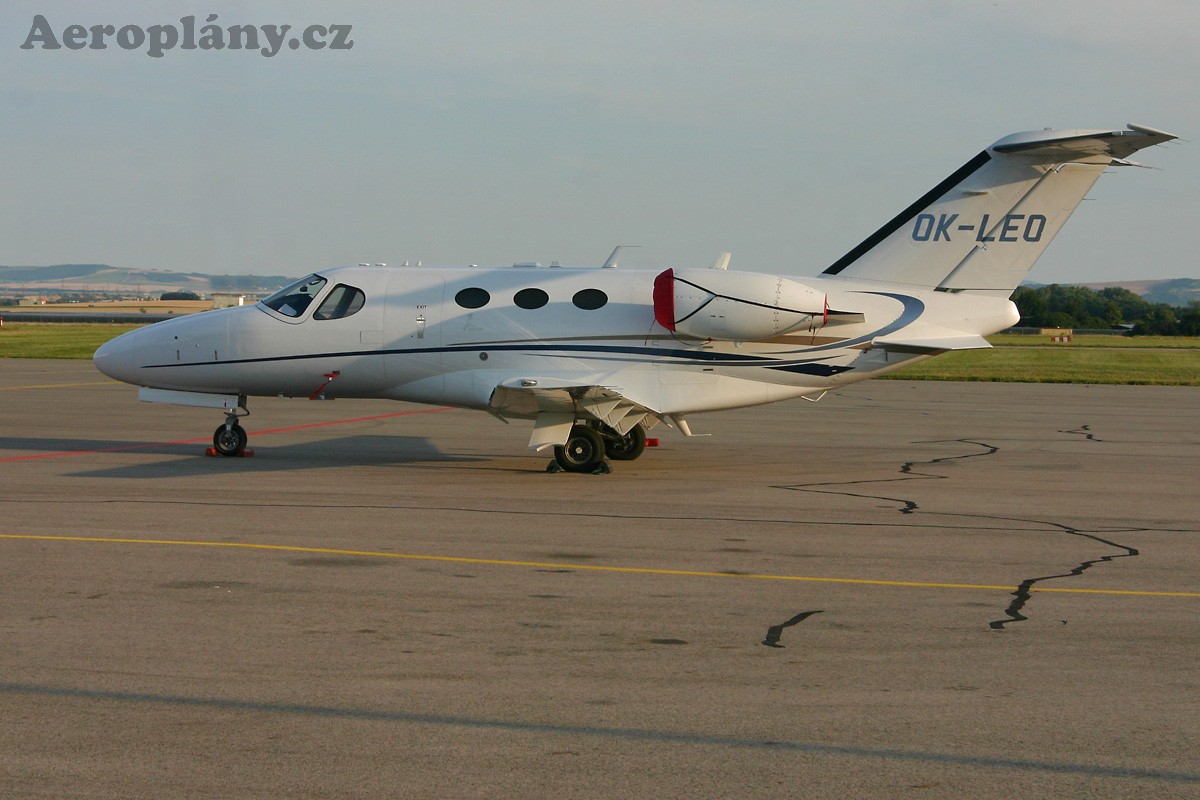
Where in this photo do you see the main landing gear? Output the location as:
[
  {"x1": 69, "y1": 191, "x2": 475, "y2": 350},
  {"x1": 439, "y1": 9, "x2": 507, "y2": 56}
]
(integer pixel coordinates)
[
  {"x1": 601, "y1": 423, "x2": 646, "y2": 461},
  {"x1": 551, "y1": 423, "x2": 647, "y2": 474},
  {"x1": 211, "y1": 411, "x2": 249, "y2": 457}
]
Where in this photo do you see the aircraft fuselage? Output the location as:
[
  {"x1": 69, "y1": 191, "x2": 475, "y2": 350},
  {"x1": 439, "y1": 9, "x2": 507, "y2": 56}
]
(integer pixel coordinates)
[{"x1": 94, "y1": 265, "x2": 1016, "y2": 418}]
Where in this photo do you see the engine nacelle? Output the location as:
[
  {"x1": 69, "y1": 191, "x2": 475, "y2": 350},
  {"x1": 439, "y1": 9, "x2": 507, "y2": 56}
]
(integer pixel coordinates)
[{"x1": 653, "y1": 268, "x2": 827, "y2": 341}]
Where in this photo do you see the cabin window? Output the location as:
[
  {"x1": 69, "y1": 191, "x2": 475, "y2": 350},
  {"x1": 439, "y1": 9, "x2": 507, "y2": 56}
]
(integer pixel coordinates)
[
  {"x1": 313, "y1": 284, "x2": 366, "y2": 320},
  {"x1": 262, "y1": 275, "x2": 328, "y2": 318},
  {"x1": 572, "y1": 288, "x2": 608, "y2": 310},
  {"x1": 455, "y1": 287, "x2": 491, "y2": 309},
  {"x1": 514, "y1": 288, "x2": 549, "y2": 309}
]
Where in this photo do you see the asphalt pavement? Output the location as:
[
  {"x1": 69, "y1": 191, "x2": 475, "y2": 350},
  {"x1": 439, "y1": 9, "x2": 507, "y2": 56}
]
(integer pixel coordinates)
[{"x1": 2, "y1": 359, "x2": 1197, "y2": 799}]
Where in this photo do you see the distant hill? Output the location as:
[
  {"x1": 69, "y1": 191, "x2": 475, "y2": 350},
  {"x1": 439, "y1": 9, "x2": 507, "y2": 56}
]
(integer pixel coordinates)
[
  {"x1": 0, "y1": 264, "x2": 294, "y2": 295},
  {"x1": 0, "y1": 264, "x2": 115, "y2": 282},
  {"x1": 1075, "y1": 278, "x2": 1200, "y2": 307}
]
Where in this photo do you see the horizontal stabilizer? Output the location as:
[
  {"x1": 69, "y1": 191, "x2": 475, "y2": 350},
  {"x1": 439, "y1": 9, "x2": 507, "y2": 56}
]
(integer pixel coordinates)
[
  {"x1": 871, "y1": 334, "x2": 991, "y2": 354},
  {"x1": 991, "y1": 124, "x2": 1177, "y2": 159}
]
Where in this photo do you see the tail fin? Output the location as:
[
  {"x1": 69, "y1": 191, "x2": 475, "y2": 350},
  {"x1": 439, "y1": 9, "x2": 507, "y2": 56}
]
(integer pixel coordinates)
[{"x1": 821, "y1": 124, "x2": 1176, "y2": 296}]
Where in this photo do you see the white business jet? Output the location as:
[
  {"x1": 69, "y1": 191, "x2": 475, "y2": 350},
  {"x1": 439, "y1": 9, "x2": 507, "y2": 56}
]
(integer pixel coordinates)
[{"x1": 95, "y1": 125, "x2": 1176, "y2": 472}]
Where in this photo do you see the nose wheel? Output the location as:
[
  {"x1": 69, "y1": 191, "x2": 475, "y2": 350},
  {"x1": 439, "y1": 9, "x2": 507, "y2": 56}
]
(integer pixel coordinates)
[{"x1": 212, "y1": 414, "x2": 249, "y2": 457}]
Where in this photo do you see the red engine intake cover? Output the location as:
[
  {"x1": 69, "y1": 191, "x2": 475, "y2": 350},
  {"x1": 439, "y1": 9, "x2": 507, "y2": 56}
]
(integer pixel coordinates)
[{"x1": 652, "y1": 268, "x2": 676, "y2": 331}]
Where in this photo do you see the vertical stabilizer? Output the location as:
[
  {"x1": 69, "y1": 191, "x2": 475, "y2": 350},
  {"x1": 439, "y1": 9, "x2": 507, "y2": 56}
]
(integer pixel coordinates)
[{"x1": 821, "y1": 125, "x2": 1176, "y2": 296}]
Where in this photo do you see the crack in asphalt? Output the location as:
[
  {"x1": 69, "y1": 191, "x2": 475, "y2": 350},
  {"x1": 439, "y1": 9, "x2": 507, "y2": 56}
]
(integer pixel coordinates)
[
  {"x1": 761, "y1": 609, "x2": 824, "y2": 648},
  {"x1": 774, "y1": 438, "x2": 998, "y2": 515},
  {"x1": 773, "y1": 433, "x2": 1142, "y2": 628},
  {"x1": 1060, "y1": 423, "x2": 1105, "y2": 442},
  {"x1": 989, "y1": 527, "x2": 1139, "y2": 629}
]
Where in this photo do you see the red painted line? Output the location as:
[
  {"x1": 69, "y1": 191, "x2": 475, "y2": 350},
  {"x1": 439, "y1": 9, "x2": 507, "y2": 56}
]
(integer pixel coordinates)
[{"x1": 0, "y1": 407, "x2": 455, "y2": 463}]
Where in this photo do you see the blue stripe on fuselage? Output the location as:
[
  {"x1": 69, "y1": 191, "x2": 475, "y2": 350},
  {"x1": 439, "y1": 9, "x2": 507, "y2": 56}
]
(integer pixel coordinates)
[{"x1": 140, "y1": 292, "x2": 923, "y2": 373}]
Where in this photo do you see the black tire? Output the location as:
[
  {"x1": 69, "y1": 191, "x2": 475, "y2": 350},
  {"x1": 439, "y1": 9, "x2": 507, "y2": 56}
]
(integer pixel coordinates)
[
  {"x1": 553, "y1": 425, "x2": 606, "y2": 473},
  {"x1": 212, "y1": 423, "x2": 247, "y2": 457},
  {"x1": 604, "y1": 424, "x2": 646, "y2": 461}
]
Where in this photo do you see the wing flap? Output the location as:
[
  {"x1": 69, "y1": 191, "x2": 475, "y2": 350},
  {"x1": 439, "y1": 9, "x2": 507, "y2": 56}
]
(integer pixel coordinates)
[{"x1": 488, "y1": 379, "x2": 664, "y2": 450}]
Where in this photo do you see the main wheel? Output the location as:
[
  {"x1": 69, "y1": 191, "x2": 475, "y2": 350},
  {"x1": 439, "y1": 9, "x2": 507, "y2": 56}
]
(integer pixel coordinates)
[
  {"x1": 553, "y1": 425, "x2": 606, "y2": 473},
  {"x1": 212, "y1": 423, "x2": 248, "y2": 457},
  {"x1": 603, "y1": 424, "x2": 646, "y2": 461}
]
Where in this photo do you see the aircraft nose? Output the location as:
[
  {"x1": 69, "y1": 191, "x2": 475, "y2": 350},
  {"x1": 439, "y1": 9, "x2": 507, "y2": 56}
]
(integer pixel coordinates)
[{"x1": 94, "y1": 330, "x2": 140, "y2": 385}]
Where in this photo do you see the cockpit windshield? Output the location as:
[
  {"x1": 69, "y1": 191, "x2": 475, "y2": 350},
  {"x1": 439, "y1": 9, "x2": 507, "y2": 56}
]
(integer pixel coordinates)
[{"x1": 261, "y1": 275, "x2": 327, "y2": 318}]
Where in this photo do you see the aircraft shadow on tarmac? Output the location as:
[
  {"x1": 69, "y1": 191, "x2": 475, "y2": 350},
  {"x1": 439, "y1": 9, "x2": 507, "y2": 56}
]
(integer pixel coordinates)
[{"x1": 1, "y1": 434, "x2": 486, "y2": 479}]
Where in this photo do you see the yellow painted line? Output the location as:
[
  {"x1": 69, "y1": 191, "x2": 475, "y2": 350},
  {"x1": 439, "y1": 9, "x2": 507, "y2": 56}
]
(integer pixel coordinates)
[
  {"x1": 0, "y1": 380, "x2": 119, "y2": 391},
  {"x1": 2, "y1": 534, "x2": 1197, "y2": 598}
]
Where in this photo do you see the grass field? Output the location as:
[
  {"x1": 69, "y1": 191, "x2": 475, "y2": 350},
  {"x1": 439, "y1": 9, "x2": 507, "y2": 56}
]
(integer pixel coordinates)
[
  {"x1": 2, "y1": 323, "x2": 1198, "y2": 385},
  {"x1": 883, "y1": 345, "x2": 1200, "y2": 385},
  {"x1": 0, "y1": 324, "x2": 143, "y2": 359},
  {"x1": 882, "y1": 333, "x2": 1200, "y2": 385}
]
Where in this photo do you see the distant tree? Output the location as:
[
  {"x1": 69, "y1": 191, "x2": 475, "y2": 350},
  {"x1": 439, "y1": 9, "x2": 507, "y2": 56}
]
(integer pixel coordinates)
[
  {"x1": 1047, "y1": 310, "x2": 1077, "y2": 329},
  {"x1": 1011, "y1": 283, "x2": 1189, "y2": 334},
  {"x1": 1133, "y1": 305, "x2": 1178, "y2": 336},
  {"x1": 161, "y1": 290, "x2": 201, "y2": 301},
  {"x1": 1177, "y1": 302, "x2": 1200, "y2": 336},
  {"x1": 1012, "y1": 286, "x2": 1048, "y2": 327},
  {"x1": 1044, "y1": 284, "x2": 1106, "y2": 328},
  {"x1": 1100, "y1": 286, "x2": 1153, "y2": 323}
]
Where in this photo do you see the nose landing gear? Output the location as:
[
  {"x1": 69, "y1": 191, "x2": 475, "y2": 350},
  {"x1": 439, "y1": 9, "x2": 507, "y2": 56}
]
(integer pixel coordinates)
[{"x1": 211, "y1": 409, "x2": 251, "y2": 457}]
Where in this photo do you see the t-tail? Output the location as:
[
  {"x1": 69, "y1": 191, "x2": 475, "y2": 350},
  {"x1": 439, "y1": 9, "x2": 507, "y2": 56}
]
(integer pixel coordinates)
[{"x1": 821, "y1": 124, "x2": 1177, "y2": 296}]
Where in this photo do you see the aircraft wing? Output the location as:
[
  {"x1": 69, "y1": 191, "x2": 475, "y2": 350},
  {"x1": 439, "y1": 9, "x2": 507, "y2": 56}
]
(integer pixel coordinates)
[{"x1": 488, "y1": 378, "x2": 665, "y2": 451}]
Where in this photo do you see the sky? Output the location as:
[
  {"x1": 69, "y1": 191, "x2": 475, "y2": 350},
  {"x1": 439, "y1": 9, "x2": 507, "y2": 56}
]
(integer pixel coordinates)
[{"x1": 2, "y1": 1, "x2": 1197, "y2": 284}]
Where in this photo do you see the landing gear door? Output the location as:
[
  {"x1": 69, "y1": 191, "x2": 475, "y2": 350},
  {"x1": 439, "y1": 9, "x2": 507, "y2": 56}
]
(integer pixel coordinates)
[{"x1": 384, "y1": 270, "x2": 445, "y2": 392}]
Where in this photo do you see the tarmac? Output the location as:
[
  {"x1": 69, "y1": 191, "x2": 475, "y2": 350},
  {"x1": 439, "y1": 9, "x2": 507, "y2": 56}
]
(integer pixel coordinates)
[{"x1": 2, "y1": 358, "x2": 1198, "y2": 799}]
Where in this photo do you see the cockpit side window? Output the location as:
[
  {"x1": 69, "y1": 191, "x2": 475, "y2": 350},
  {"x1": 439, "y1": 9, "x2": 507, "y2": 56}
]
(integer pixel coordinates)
[
  {"x1": 313, "y1": 284, "x2": 366, "y2": 321},
  {"x1": 262, "y1": 275, "x2": 328, "y2": 318}
]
